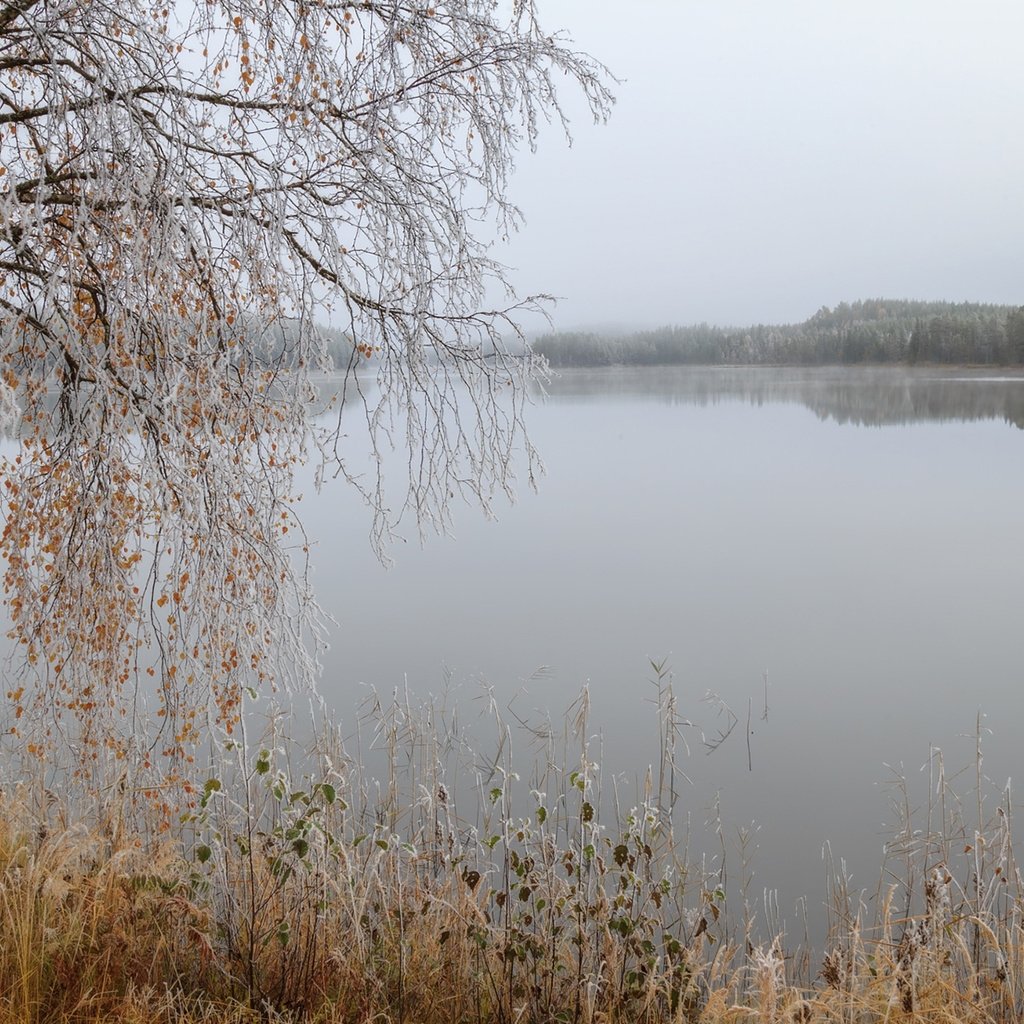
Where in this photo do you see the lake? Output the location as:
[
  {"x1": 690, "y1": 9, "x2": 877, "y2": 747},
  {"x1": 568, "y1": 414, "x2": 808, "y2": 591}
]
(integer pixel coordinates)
[{"x1": 299, "y1": 365, "x2": 1024, "y2": 945}]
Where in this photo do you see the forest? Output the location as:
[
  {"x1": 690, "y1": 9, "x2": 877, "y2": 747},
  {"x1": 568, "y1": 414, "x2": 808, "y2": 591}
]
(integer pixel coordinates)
[{"x1": 531, "y1": 299, "x2": 1024, "y2": 368}]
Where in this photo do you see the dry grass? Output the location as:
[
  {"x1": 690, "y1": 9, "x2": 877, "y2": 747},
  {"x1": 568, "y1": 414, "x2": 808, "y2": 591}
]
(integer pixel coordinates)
[{"x1": 1, "y1": 695, "x2": 1022, "y2": 1024}]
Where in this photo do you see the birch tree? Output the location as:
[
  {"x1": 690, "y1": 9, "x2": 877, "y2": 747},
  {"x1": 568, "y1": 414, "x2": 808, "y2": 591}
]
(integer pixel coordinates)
[{"x1": 0, "y1": 0, "x2": 612, "y2": 772}]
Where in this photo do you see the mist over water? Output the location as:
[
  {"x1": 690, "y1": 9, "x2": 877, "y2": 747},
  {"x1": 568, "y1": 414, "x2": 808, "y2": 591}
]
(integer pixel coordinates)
[{"x1": 300, "y1": 366, "x2": 1024, "y2": 943}]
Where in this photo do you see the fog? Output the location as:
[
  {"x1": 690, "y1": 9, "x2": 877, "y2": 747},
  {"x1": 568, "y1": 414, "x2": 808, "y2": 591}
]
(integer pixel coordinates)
[{"x1": 498, "y1": 0, "x2": 1024, "y2": 329}]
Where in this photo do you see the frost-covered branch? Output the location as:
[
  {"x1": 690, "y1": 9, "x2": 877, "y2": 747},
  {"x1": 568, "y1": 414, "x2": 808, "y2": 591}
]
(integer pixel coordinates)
[{"x1": 0, "y1": 0, "x2": 613, "y2": 778}]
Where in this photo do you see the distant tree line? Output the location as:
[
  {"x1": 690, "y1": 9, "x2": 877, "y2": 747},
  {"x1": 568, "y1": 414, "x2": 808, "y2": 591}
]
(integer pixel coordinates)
[
  {"x1": 532, "y1": 299, "x2": 1024, "y2": 368},
  {"x1": 252, "y1": 321, "x2": 516, "y2": 370}
]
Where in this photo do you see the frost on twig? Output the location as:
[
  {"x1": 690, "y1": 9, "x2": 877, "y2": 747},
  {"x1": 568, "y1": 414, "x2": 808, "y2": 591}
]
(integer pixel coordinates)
[{"x1": 0, "y1": 0, "x2": 613, "y2": 778}]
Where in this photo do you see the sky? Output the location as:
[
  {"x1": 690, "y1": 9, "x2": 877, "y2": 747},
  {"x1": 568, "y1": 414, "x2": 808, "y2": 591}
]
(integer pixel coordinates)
[{"x1": 495, "y1": 0, "x2": 1024, "y2": 330}]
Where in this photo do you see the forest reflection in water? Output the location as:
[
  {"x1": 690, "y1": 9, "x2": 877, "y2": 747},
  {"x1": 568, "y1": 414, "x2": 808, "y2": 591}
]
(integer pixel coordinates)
[{"x1": 537, "y1": 365, "x2": 1024, "y2": 429}]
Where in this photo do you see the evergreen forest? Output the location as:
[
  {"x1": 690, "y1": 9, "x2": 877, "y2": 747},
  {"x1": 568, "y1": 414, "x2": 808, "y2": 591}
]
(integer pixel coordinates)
[{"x1": 531, "y1": 299, "x2": 1024, "y2": 368}]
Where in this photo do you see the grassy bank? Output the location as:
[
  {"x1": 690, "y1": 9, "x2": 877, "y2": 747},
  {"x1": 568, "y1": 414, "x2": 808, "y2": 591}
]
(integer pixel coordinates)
[{"x1": 1, "y1": 692, "x2": 1021, "y2": 1024}]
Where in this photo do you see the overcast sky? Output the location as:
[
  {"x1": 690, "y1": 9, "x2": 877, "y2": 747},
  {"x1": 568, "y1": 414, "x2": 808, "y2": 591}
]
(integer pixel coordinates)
[{"x1": 495, "y1": 0, "x2": 1024, "y2": 330}]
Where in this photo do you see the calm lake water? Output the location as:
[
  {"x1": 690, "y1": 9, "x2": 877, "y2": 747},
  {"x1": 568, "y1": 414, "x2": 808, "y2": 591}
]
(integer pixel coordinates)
[{"x1": 303, "y1": 365, "x2": 1024, "y2": 942}]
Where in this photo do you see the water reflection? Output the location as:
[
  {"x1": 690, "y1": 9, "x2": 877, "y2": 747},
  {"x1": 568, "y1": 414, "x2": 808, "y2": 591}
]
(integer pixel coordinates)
[
  {"x1": 301, "y1": 365, "x2": 1024, "y2": 951},
  {"x1": 4, "y1": 366, "x2": 1023, "y2": 951},
  {"x1": 539, "y1": 366, "x2": 1024, "y2": 428}
]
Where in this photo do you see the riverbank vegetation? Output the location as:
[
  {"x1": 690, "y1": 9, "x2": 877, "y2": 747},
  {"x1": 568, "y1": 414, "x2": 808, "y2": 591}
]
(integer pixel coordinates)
[
  {"x1": 533, "y1": 299, "x2": 1024, "y2": 368},
  {"x1": 2, "y1": 689, "x2": 1020, "y2": 1024}
]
